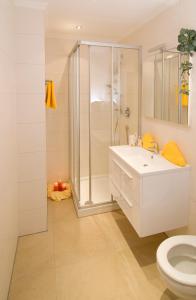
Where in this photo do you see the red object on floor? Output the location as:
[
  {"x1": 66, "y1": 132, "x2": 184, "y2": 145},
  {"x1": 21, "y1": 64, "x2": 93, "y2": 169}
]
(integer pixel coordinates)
[
  {"x1": 53, "y1": 182, "x2": 59, "y2": 191},
  {"x1": 61, "y1": 183, "x2": 67, "y2": 191},
  {"x1": 53, "y1": 181, "x2": 67, "y2": 191},
  {"x1": 58, "y1": 181, "x2": 63, "y2": 191}
]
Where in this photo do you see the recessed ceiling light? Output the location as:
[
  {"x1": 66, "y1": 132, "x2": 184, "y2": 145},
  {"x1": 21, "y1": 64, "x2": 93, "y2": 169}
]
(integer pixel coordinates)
[{"x1": 75, "y1": 25, "x2": 82, "y2": 30}]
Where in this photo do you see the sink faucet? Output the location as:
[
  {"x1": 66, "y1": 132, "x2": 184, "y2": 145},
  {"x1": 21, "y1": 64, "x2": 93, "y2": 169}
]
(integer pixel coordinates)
[{"x1": 147, "y1": 142, "x2": 159, "y2": 155}]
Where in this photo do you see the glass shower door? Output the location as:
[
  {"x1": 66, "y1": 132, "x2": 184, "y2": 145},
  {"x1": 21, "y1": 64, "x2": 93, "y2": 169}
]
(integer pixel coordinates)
[
  {"x1": 112, "y1": 47, "x2": 140, "y2": 146},
  {"x1": 79, "y1": 45, "x2": 90, "y2": 205},
  {"x1": 69, "y1": 49, "x2": 80, "y2": 202},
  {"x1": 90, "y1": 46, "x2": 112, "y2": 204},
  {"x1": 69, "y1": 41, "x2": 141, "y2": 210},
  {"x1": 112, "y1": 48, "x2": 121, "y2": 146}
]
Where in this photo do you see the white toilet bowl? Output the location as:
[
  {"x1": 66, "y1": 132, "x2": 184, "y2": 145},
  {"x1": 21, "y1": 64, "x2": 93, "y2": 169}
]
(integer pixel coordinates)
[{"x1": 157, "y1": 235, "x2": 196, "y2": 299}]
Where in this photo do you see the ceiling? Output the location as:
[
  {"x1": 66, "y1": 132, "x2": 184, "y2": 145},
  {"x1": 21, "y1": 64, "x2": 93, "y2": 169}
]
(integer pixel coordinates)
[{"x1": 45, "y1": 0, "x2": 178, "y2": 41}]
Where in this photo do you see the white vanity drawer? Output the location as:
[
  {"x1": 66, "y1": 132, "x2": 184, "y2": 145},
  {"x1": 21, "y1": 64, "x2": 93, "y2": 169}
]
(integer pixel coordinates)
[
  {"x1": 111, "y1": 156, "x2": 139, "y2": 207},
  {"x1": 117, "y1": 193, "x2": 140, "y2": 233},
  {"x1": 121, "y1": 171, "x2": 136, "y2": 207},
  {"x1": 110, "y1": 158, "x2": 122, "y2": 187},
  {"x1": 110, "y1": 181, "x2": 120, "y2": 201}
]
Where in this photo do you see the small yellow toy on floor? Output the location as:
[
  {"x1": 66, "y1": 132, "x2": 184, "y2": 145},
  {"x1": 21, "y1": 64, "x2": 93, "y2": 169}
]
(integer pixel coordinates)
[{"x1": 47, "y1": 183, "x2": 72, "y2": 201}]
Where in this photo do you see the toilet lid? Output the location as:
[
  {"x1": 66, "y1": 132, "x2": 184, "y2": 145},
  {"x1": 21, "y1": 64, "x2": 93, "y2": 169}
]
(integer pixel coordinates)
[{"x1": 157, "y1": 235, "x2": 196, "y2": 286}]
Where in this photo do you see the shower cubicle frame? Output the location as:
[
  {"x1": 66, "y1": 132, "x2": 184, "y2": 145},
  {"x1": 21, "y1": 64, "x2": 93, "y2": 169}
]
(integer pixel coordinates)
[{"x1": 68, "y1": 40, "x2": 142, "y2": 217}]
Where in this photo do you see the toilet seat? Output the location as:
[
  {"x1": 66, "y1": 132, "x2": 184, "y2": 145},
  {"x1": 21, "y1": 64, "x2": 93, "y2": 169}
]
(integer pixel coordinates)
[{"x1": 157, "y1": 235, "x2": 196, "y2": 287}]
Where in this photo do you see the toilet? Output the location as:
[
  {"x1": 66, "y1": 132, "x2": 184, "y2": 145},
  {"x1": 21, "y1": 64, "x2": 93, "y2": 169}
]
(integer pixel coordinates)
[{"x1": 157, "y1": 235, "x2": 196, "y2": 299}]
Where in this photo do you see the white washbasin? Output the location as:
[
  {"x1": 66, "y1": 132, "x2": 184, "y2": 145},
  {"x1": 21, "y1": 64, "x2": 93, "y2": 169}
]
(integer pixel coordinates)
[
  {"x1": 109, "y1": 145, "x2": 190, "y2": 237},
  {"x1": 110, "y1": 145, "x2": 189, "y2": 176}
]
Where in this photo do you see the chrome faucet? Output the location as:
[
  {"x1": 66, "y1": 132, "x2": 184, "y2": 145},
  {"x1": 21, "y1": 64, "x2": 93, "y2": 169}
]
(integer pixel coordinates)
[
  {"x1": 147, "y1": 142, "x2": 159, "y2": 155},
  {"x1": 120, "y1": 106, "x2": 130, "y2": 118}
]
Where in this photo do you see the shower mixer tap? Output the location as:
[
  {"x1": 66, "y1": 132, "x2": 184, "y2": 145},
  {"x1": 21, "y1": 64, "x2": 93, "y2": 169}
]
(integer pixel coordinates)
[{"x1": 121, "y1": 106, "x2": 130, "y2": 118}]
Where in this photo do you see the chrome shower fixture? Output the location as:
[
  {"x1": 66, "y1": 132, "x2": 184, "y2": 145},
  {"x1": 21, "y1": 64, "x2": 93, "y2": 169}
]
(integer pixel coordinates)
[{"x1": 121, "y1": 106, "x2": 130, "y2": 118}]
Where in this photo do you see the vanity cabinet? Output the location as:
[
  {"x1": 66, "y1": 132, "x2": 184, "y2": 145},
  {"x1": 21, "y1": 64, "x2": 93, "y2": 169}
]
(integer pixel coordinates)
[{"x1": 109, "y1": 146, "x2": 190, "y2": 237}]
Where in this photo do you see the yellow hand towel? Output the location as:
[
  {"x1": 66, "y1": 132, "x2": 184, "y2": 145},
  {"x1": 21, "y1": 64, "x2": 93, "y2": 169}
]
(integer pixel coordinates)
[
  {"x1": 45, "y1": 81, "x2": 51, "y2": 108},
  {"x1": 161, "y1": 141, "x2": 187, "y2": 167},
  {"x1": 142, "y1": 133, "x2": 157, "y2": 150},
  {"x1": 45, "y1": 80, "x2": 57, "y2": 109}
]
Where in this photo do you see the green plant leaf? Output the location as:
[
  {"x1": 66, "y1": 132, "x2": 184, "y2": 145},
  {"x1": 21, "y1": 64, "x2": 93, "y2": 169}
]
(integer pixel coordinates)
[
  {"x1": 180, "y1": 28, "x2": 187, "y2": 35},
  {"x1": 178, "y1": 35, "x2": 186, "y2": 43},
  {"x1": 189, "y1": 30, "x2": 196, "y2": 38},
  {"x1": 177, "y1": 44, "x2": 185, "y2": 52}
]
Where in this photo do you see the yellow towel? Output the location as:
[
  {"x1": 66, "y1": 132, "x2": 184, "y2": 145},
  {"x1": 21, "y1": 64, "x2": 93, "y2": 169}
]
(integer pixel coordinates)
[
  {"x1": 45, "y1": 80, "x2": 57, "y2": 109},
  {"x1": 142, "y1": 133, "x2": 157, "y2": 151},
  {"x1": 176, "y1": 84, "x2": 189, "y2": 107},
  {"x1": 161, "y1": 141, "x2": 187, "y2": 167}
]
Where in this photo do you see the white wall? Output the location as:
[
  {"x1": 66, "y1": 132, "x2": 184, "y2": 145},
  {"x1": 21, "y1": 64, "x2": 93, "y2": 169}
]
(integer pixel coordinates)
[
  {"x1": 45, "y1": 37, "x2": 75, "y2": 183},
  {"x1": 122, "y1": 0, "x2": 196, "y2": 234},
  {"x1": 0, "y1": 1, "x2": 18, "y2": 299},
  {"x1": 15, "y1": 2, "x2": 47, "y2": 236}
]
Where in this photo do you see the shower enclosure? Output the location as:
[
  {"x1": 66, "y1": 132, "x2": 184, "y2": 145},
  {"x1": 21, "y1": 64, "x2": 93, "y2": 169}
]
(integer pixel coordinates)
[{"x1": 69, "y1": 41, "x2": 141, "y2": 216}]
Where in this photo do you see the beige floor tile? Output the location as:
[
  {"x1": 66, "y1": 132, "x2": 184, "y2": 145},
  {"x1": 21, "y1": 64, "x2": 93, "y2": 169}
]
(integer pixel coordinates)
[
  {"x1": 94, "y1": 210, "x2": 166, "y2": 252},
  {"x1": 53, "y1": 199, "x2": 77, "y2": 224},
  {"x1": 9, "y1": 198, "x2": 171, "y2": 300},
  {"x1": 56, "y1": 252, "x2": 143, "y2": 300},
  {"x1": 53, "y1": 215, "x2": 114, "y2": 268},
  {"x1": 9, "y1": 266, "x2": 57, "y2": 300},
  {"x1": 12, "y1": 231, "x2": 54, "y2": 280},
  {"x1": 150, "y1": 278, "x2": 178, "y2": 300}
]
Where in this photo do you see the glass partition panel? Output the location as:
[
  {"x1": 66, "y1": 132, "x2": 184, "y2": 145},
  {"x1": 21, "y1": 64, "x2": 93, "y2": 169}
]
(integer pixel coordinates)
[
  {"x1": 73, "y1": 49, "x2": 80, "y2": 201},
  {"x1": 90, "y1": 46, "x2": 112, "y2": 204},
  {"x1": 79, "y1": 45, "x2": 90, "y2": 205},
  {"x1": 118, "y1": 48, "x2": 139, "y2": 144},
  {"x1": 69, "y1": 55, "x2": 74, "y2": 184},
  {"x1": 112, "y1": 48, "x2": 121, "y2": 145}
]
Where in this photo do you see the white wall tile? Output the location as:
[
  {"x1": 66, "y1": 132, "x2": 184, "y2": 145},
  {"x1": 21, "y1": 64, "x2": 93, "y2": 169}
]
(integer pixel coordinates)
[
  {"x1": 0, "y1": 92, "x2": 16, "y2": 136},
  {"x1": 18, "y1": 152, "x2": 46, "y2": 182},
  {"x1": 16, "y1": 93, "x2": 45, "y2": 123},
  {"x1": 18, "y1": 179, "x2": 46, "y2": 211},
  {"x1": 19, "y1": 207, "x2": 47, "y2": 236},
  {"x1": 0, "y1": 0, "x2": 14, "y2": 58},
  {"x1": 16, "y1": 64, "x2": 45, "y2": 94},
  {"x1": 0, "y1": 53, "x2": 15, "y2": 93},
  {"x1": 15, "y1": 4, "x2": 47, "y2": 240},
  {"x1": 0, "y1": 2, "x2": 18, "y2": 299},
  {"x1": 46, "y1": 129, "x2": 69, "y2": 152},
  {"x1": 46, "y1": 110, "x2": 68, "y2": 133},
  {"x1": 45, "y1": 37, "x2": 72, "y2": 183},
  {"x1": 17, "y1": 123, "x2": 46, "y2": 153},
  {"x1": 14, "y1": 7, "x2": 44, "y2": 36},
  {"x1": 46, "y1": 150, "x2": 69, "y2": 183},
  {"x1": 15, "y1": 34, "x2": 45, "y2": 64}
]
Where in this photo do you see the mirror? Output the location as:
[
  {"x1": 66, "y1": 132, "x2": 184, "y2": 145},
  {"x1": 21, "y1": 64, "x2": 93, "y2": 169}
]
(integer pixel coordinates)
[{"x1": 143, "y1": 50, "x2": 189, "y2": 126}]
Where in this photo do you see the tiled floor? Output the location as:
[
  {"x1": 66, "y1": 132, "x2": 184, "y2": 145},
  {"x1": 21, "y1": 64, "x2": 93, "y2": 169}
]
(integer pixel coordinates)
[{"x1": 8, "y1": 199, "x2": 178, "y2": 300}]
